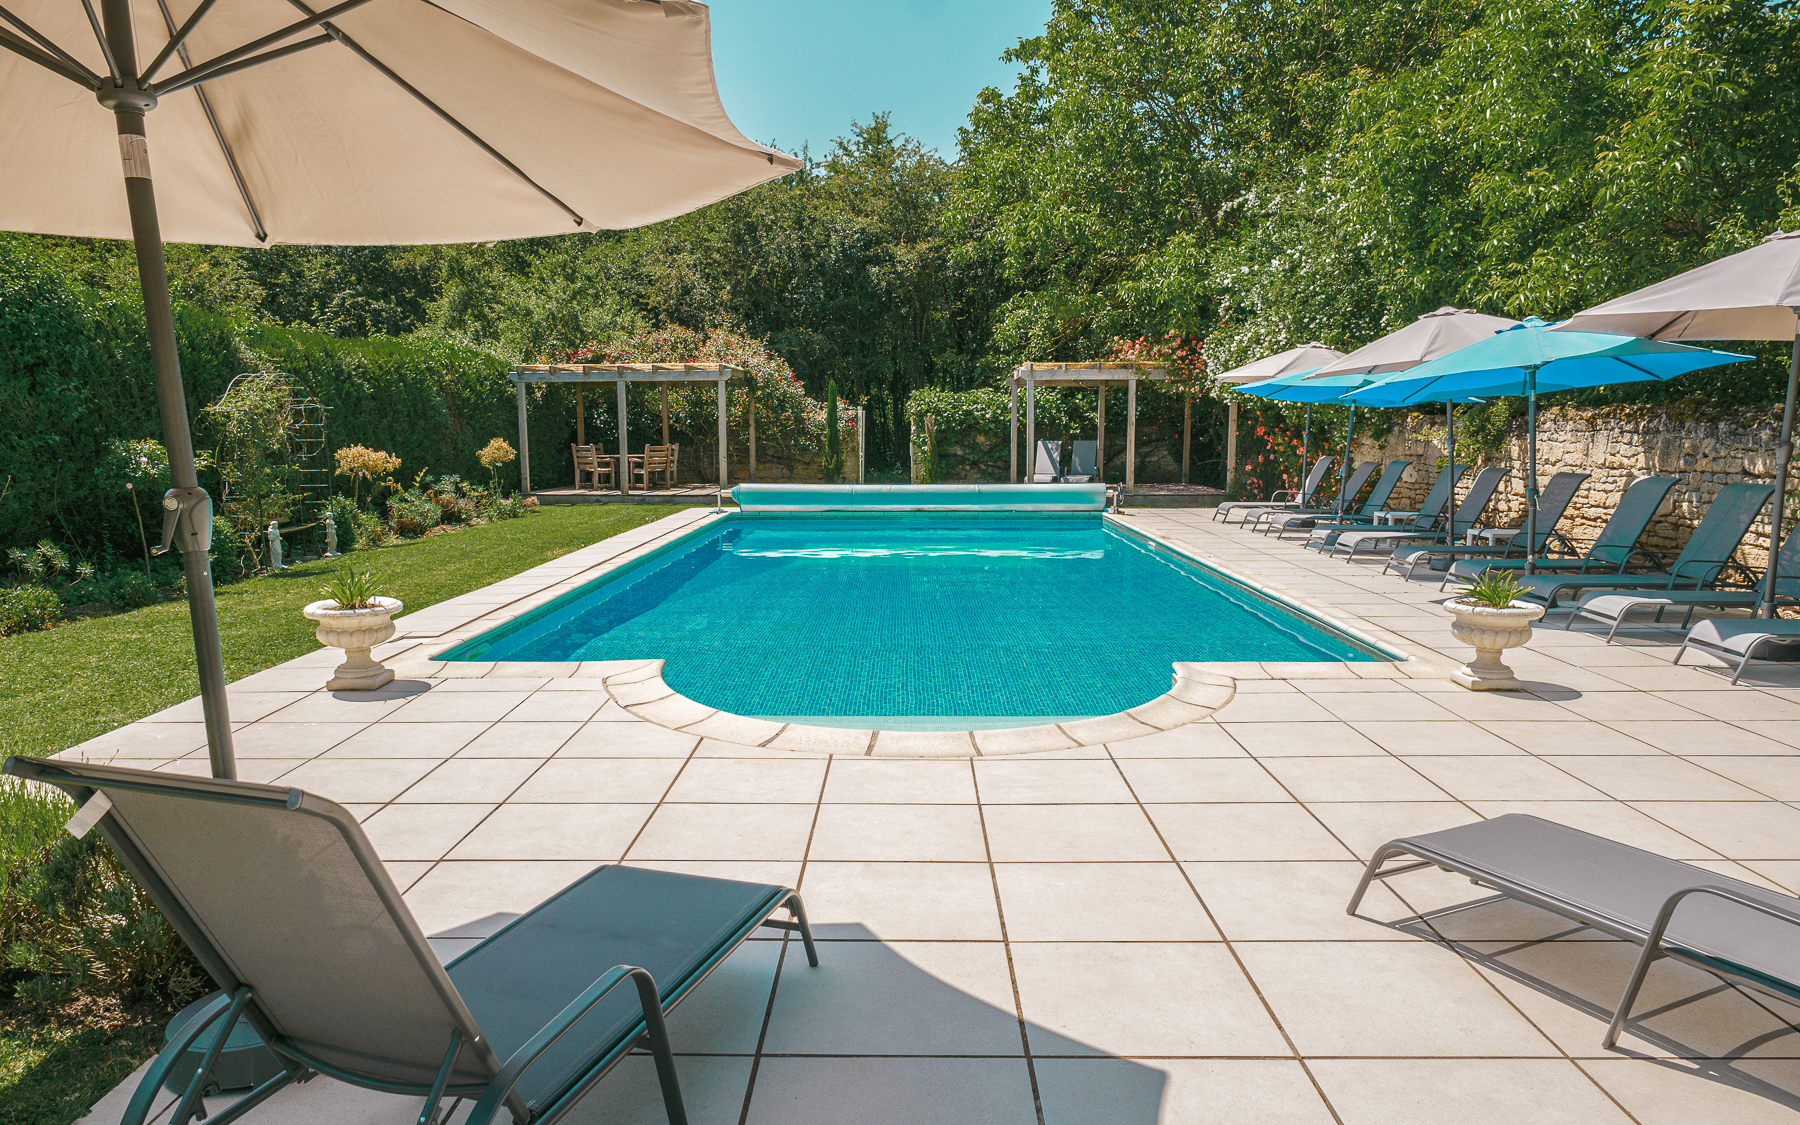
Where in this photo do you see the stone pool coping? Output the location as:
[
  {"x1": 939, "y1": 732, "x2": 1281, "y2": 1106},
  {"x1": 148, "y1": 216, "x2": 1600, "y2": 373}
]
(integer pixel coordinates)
[{"x1": 372, "y1": 506, "x2": 1453, "y2": 755}]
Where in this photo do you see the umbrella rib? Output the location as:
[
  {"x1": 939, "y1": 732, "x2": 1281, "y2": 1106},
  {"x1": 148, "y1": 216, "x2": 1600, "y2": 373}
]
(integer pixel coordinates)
[
  {"x1": 152, "y1": 0, "x2": 268, "y2": 244},
  {"x1": 154, "y1": 33, "x2": 334, "y2": 96},
  {"x1": 0, "y1": 4, "x2": 101, "y2": 85},
  {"x1": 77, "y1": 0, "x2": 121, "y2": 82},
  {"x1": 0, "y1": 23, "x2": 94, "y2": 86},
  {"x1": 151, "y1": 0, "x2": 374, "y2": 95},
  {"x1": 281, "y1": 0, "x2": 586, "y2": 228},
  {"x1": 142, "y1": 0, "x2": 223, "y2": 84}
]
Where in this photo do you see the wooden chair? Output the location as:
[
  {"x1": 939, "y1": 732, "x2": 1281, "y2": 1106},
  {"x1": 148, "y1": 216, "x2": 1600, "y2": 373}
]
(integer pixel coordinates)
[
  {"x1": 570, "y1": 444, "x2": 616, "y2": 491},
  {"x1": 629, "y1": 444, "x2": 679, "y2": 491}
]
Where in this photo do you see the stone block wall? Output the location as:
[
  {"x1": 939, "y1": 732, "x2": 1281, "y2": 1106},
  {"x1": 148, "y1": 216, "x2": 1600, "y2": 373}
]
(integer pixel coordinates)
[{"x1": 1352, "y1": 404, "x2": 1783, "y2": 565}]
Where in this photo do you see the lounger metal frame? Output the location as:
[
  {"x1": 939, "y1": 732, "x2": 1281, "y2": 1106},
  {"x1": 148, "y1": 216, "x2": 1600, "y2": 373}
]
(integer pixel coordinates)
[
  {"x1": 1213, "y1": 456, "x2": 1333, "y2": 522},
  {"x1": 1349, "y1": 829, "x2": 1800, "y2": 1051},
  {"x1": 1382, "y1": 471, "x2": 1588, "y2": 580},
  {"x1": 1675, "y1": 622, "x2": 1800, "y2": 685},
  {"x1": 1329, "y1": 466, "x2": 1505, "y2": 563}
]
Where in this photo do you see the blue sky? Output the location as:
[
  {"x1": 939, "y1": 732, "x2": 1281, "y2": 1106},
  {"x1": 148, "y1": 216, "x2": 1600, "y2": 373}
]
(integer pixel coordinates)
[{"x1": 707, "y1": 0, "x2": 1054, "y2": 161}]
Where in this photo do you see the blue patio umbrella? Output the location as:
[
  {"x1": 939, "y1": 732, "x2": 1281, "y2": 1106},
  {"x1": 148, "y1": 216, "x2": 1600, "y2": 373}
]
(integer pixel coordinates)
[
  {"x1": 1347, "y1": 319, "x2": 1751, "y2": 571},
  {"x1": 1237, "y1": 368, "x2": 1383, "y2": 497}
]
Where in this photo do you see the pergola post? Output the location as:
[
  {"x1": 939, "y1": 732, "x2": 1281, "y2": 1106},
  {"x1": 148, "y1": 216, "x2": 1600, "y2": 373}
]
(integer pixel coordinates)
[
  {"x1": 857, "y1": 406, "x2": 866, "y2": 483},
  {"x1": 1182, "y1": 395, "x2": 1192, "y2": 485},
  {"x1": 1096, "y1": 386, "x2": 1106, "y2": 484},
  {"x1": 1226, "y1": 399, "x2": 1239, "y2": 493},
  {"x1": 1009, "y1": 382, "x2": 1018, "y2": 483},
  {"x1": 716, "y1": 376, "x2": 728, "y2": 487},
  {"x1": 575, "y1": 385, "x2": 585, "y2": 446},
  {"x1": 1125, "y1": 375, "x2": 1138, "y2": 491},
  {"x1": 748, "y1": 378, "x2": 757, "y2": 482},
  {"x1": 1025, "y1": 377, "x2": 1036, "y2": 481},
  {"x1": 617, "y1": 378, "x2": 629, "y2": 494},
  {"x1": 516, "y1": 378, "x2": 532, "y2": 496},
  {"x1": 661, "y1": 385, "x2": 671, "y2": 448}
]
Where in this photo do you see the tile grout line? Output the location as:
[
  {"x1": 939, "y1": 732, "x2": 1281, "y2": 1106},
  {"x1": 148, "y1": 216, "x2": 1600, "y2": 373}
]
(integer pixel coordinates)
[{"x1": 969, "y1": 756, "x2": 1047, "y2": 1125}]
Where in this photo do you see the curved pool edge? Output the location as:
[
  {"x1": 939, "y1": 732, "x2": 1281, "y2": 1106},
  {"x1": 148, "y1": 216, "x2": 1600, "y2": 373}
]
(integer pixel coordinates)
[{"x1": 598, "y1": 659, "x2": 1238, "y2": 757}]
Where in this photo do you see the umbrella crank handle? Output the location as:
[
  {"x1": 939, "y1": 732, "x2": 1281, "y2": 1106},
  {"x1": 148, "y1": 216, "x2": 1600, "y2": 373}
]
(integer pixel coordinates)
[{"x1": 151, "y1": 488, "x2": 213, "y2": 556}]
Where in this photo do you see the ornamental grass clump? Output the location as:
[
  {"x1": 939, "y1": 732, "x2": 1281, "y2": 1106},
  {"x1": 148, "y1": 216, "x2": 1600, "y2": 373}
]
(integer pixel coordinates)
[
  {"x1": 1458, "y1": 570, "x2": 1531, "y2": 609},
  {"x1": 322, "y1": 569, "x2": 380, "y2": 610}
]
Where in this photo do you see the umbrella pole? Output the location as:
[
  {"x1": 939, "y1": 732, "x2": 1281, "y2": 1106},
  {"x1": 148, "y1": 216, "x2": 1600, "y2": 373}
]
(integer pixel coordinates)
[
  {"x1": 1446, "y1": 400, "x2": 1456, "y2": 545},
  {"x1": 1342, "y1": 406, "x2": 1356, "y2": 511},
  {"x1": 1763, "y1": 325, "x2": 1800, "y2": 618},
  {"x1": 1302, "y1": 405, "x2": 1311, "y2": 480},
  {"x1": 1525, "y1": 369, "x2": 1540, "y2": 577},
  {"x1": 101, "y1": 9, "x2": 237, "y2": 779}
]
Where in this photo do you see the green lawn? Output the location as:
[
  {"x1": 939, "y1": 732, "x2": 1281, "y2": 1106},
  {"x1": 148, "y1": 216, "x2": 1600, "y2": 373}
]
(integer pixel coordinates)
[
  {"x1": 0, "y1": 504, "x2": 679, "y2": 1125},
  {"x1": 0, "y1": 504, "x2": 679, "y2": 761}
]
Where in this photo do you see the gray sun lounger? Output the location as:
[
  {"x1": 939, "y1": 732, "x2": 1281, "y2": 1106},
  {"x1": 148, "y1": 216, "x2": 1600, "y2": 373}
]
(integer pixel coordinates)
[
  {"x1": 3, "y1": 756, "x2": 819, "y2": 1125},
  {"x1": 1065, "y1": 440, "x2": 1098, "y2": 483},
  {"x1": 1384, "y1": 471, "x2": 1589, "y2": 580},
  {"x1": 1032, "y1": 440, "x2": 1062, "y2": 483},
  {"x1": 1505, "y1": 481, "x2": 1773, "y2": 611},
  {"x1": 1349, "y1": 813, "x2": 1800, "y2": 1049},
  {"x1": 1302, "y1": 461, "x2": 1461, "y2": 553},
  {"x1": 1676, "y1": 617, "x2": 1800, "y2": 684},
  {"x1": 1262, "y1": 460, "x2": 1404, "y2": 537},
  {"x1": 1569, "y1": 524, "x2": 1800, "y2": 643},
  {"x1": 1248, "y1": 460, "x2": 1378, "y2": 532},
  {"x1": 1444, "y1": 475, "x2": 1677, "y2": 588},
  {"x1": 1213, "y1": 456, "x2": 1332, "y2": 522},
  {"x1": 1329, "y1": 465, "x2": 1507, "y2": 561}
]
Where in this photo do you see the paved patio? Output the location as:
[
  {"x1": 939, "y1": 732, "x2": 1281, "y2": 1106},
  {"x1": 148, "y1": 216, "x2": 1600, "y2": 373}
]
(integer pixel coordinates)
[{"x1": 68, "y1": 506, "x2": 1800, "y2": 1124}]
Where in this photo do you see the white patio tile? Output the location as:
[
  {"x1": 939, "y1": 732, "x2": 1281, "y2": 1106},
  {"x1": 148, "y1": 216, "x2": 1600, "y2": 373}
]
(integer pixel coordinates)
[
  {"x1": 981, "y1": 805, "x2": 1169, "y2": 862},
  {"x1": 808, "y1": 804, "x2": 988, "y2": 862},
  {"x1": 973, "y1": 759, "x2": 1136, "y2": 803},
  {"x1": 360, "y1": 802, "x2": 495, "y2": 861},
  {"x1": 1035, "y1": 1058, "x2": 1336, "y2": 1125},
  {"x1": 821, "y1": 758, "x2": 977, "y2": 804},
  {"x1": 509, "y1": 758, "x2": 685, "y2": 803},
  {"x1": 626, "y1": 803, "x2": 817, "y2": 861},
  {"x1": 799, "y1": 861, "x2": 1002, "y2": 940},
  {"x1": 396, "y1": 757, "x2": 544, "y2": 803},
  {"x1": 1306, "y1": 1059, "x2": 1633, "y2": 1125},
  {"x1": 1540, "y1": 755, "x2": 1766, "y2": 801},
  {"x1": 664, "y1": 757, "x2": 828, "y2": 803},
  {"x1": 1012, "y1": 942, "x2": 1288, "y2": 1057},
  {"x1": 1236, "y1": 941, "x2": 1557, "y2": 1056},
  {"x1": 743, "y1": 1058, "x2": 1037, "y2": 1125},
  {"x1": 556, "y1": 721, "x2": 700, "y2": 757},
  {"x1": 325, "y1": 721, "x2": 490, "y2": 757},
  {"x1": 446, "y1": 803, "x2": 652, "y2": 861},
  {"x1": 1115, "y1": 758, "x2": 1293, "y2": 803},
  {"x1": 272, "y1": 757, "x2": 438, "y2": 803},
  {"x1": 1150, "y1": 804, "x2": 1349, "y2": 862},
  {"x1": 994, "y1": 862, "x2": 1218, "y2": 941}
]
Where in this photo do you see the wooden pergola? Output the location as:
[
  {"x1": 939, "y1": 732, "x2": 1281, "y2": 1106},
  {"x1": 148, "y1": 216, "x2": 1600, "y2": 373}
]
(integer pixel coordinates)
[
  {"x1": 1010, "y1": 361, "x2": 1169, "y2": 489},
  {"x1": 511, "y1": 363, "x2": 748, "y2": 494}
]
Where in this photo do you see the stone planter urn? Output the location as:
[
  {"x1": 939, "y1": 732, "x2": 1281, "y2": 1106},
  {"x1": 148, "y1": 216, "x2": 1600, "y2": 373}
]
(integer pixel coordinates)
[
  {"x1": 1447, "y1": 599, "x2": 1544, "y2": 691},
  {"x1": 302, "y1": 596, "x2": 403, "y2": 690}
]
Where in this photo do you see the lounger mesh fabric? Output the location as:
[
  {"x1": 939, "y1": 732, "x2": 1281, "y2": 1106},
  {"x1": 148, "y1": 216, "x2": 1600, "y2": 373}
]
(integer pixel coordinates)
[
  {"x1": 1446, "y1": 476, "x2": 1676, "y2": 582},
  {"x1": 1253, "y1": 460, "x2": 1376, "y2": 529},
  {"x1": 93, "y1": 781, "x2": 488, "y2": 1088},
  {"x1": 1214, "y1": 457, "x2": 1332, "y2": 521},
  {"x1": 1366, "y1": 815, "x2": 1800, "y2": 991},
  {"x1": 1306, "y1": 464, "x2": 1465, "y2": 550},
  {"x1": 450, "y1": 866, "x2": 785, "y2": 1111},
  {"x1": 1263, "y1": 461, "x2": 1394, "y2": 533},
  {"x1": 1331, "y1": 466, "x2": 1503, "y2": 556}
]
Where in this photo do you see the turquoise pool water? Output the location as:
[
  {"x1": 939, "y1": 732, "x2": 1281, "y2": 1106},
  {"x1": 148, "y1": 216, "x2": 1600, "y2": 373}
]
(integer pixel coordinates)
[{"x1": 438, "y1": 515, "x2": 1385, "y2": 727}]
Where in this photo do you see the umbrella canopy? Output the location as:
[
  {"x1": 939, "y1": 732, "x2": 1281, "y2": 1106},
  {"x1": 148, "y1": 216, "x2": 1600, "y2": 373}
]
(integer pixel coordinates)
[
  {"x1": 1346, "y1": 319, "x2": 1750, "y2": 570},
  {"x1": 0, "y1": 0, "x2": 800, "y2": 245},
  {"x1": 1347, "y1": 320, "x2": 1750, "y2": 407},
  {"x1": 1558, "y1": 229, "x2": 1800, "y2": 618},
  {"x1": 1212, "y1": 342, "x2": 1346, "y2": 385},
  {"x1": 1237, "y1": 367, "x2": 1377, "y2": 402},
  {"x1": 0, "y1": 0, "x2": 795, "y2": 779},
  {"x1": 1308, "y1": 306, "x2": 1520, "y2": 379}
]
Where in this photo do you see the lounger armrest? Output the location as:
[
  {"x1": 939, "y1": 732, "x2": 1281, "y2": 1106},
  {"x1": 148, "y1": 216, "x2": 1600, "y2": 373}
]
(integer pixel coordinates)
[
  {"x1": 1606, "y1": 884, "x2": 1800, "y2": 1048},
  {"x1": 466, "y1": 964, "x2": 676, "y2": 1125}
]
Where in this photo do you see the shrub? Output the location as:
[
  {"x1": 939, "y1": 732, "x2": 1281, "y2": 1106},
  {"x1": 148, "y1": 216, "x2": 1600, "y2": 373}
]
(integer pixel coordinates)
[
  {"x1": 386, "y1": 490, "x2": 441, "y2": 537},
  {"x1": 0, "y1": 585, "x2": 62, "y2": 635},
  {"x1": 2, "y1": 830, "x2": 206, "y2": 1008},
  {"x1": 477, "y1": 437, "x2": 516, "y2": 494},
  {"x1": 351, "y1": 509, "x2": 394, "y2": 550},
  {"x1": 427, "y1": 475, "x2": 482, "y2": 523},
  {"x1": 89, "y1": 571, "x2": 161, "y2": 610},
  {"x1": 478, "y1": 494, "x2": 528, "y2": 522}
]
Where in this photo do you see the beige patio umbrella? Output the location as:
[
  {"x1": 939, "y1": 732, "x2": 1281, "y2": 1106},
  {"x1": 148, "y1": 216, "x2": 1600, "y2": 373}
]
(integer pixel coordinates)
[
  {"x1": 0, "y1": 0, "x2": 797, "y2": 778},
  {"x1": 1558, "y1": 230, "x2": 1800, "y2": 618},
  {"x1": 1212, "y1": 342, "x2": 1346, "y2": 477}
]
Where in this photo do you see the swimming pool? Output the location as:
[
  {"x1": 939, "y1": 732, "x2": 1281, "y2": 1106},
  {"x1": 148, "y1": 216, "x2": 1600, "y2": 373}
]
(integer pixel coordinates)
[{"x1": 438, "y1": 514, "x2": 1388, "y2": 729}]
